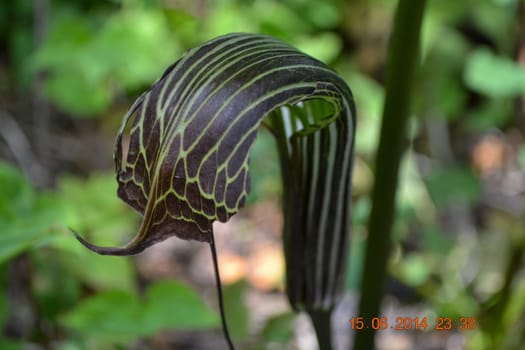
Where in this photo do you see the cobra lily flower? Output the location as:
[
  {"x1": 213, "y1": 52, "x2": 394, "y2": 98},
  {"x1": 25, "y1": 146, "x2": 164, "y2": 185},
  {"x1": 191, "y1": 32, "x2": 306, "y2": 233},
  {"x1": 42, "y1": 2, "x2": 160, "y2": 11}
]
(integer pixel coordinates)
[{"x1": 74, "y1": 33, "x2": 355, "y2": 349}]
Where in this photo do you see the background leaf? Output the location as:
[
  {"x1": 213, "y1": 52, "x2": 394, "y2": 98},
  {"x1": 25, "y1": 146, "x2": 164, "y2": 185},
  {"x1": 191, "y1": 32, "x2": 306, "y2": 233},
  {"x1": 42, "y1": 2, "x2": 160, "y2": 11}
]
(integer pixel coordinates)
[
  {"x1": 142, "y1": 281, "x2": 220, "y2": 332},
  {"x1": 60, "y1": 290, "x2": 145, "y2": 342},
  {"x1": 464, "y1": 48, "x2": 525, "y2": 97},
  {"x1": 61, "y1": 281, "x2": 219, "y2": 342},
  {"x1": 425, "y1": 166, "x2": 481, "y2": 209},
  {"x1": 0, "y1": 163, "x2": 63, "y2": 264},
  {"x1": 223, "y1": 280, "x2": 249, "y2": 341},
  {"x1": 258, "y1": 312, "x2": 296, "y2": 344}
]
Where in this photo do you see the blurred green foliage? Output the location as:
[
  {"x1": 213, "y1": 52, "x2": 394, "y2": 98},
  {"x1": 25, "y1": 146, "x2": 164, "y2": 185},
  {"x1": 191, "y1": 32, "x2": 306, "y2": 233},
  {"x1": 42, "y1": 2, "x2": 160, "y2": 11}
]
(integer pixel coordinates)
[
  {"x1": 61, "y1": 281, "x2": 220, "y2": 342},
  {"x1": 2, "y1": 0, "x2": 525, "y2": 348}
]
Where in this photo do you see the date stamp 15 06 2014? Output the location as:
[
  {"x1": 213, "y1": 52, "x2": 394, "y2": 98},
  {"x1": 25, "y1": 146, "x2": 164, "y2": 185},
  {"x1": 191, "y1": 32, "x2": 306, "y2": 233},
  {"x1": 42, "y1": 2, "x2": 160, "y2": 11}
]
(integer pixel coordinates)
[{"x1": 348, "y1": 316, "x2": 477, "y2": 331}]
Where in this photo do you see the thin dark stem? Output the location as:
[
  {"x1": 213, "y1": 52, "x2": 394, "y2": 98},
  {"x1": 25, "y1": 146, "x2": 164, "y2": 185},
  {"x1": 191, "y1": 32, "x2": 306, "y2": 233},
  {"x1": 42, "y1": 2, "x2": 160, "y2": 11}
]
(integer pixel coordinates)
[
  {"x1": 353, "y1": 0, "x2": 427, "y2": 349},
  {"x1": 309, "y1": 309, "x2": 333, "y2": 350},
  {"x1": 210, "y1": 230, "x2": 235, "y2": 350}
]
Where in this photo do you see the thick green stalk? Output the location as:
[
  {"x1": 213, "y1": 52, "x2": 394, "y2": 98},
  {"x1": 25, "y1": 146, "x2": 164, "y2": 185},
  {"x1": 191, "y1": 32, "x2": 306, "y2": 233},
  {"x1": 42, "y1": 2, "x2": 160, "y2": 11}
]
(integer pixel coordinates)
[{"x1": 353, "y1": 0, "x2": 427, "y2": 349}]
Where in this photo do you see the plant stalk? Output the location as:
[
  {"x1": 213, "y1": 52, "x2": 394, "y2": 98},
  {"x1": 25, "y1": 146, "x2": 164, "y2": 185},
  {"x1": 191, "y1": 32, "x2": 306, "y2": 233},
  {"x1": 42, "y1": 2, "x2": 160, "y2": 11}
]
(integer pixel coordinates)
[
  {"x1": 210, "y1": 230, "x2": 235, "y2": 350},
  {"x1": 353, "y1": 0, "x2": 427, "y2": 349},
  {"x1": 309, "y1": 309, "x2": 334, "y2": 350}
]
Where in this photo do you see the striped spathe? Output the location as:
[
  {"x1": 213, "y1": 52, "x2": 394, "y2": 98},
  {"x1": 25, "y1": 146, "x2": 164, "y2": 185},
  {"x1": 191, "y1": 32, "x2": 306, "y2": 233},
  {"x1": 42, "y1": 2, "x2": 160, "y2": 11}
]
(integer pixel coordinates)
[{"x1": 73, "y1": 32, "x2": 356, "y2": 312}]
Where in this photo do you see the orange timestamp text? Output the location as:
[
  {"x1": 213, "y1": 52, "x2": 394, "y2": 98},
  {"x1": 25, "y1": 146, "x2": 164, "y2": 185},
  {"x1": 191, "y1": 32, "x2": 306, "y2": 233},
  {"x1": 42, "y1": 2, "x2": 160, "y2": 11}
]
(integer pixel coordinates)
[{"x1": 349, "y1": 316, "x2": 477, "y2": 331}]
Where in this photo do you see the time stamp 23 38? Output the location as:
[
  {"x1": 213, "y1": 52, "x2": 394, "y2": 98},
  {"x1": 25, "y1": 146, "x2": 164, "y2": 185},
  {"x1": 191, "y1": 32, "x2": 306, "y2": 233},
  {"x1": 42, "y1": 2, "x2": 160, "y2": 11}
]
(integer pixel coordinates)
[{"x1": 349, "y1": 316, "x2": 477, "y2": 331}]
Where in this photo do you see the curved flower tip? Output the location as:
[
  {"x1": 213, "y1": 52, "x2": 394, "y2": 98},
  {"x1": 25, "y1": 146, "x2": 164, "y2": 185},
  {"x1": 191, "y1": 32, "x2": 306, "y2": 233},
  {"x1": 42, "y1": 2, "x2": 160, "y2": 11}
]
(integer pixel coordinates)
[
  {"x1": 71, "y1": 230, "x2": 149, "y2": 256},
  {"x1": 71, "y1": 217, "x2": 212, "y2": 256}
]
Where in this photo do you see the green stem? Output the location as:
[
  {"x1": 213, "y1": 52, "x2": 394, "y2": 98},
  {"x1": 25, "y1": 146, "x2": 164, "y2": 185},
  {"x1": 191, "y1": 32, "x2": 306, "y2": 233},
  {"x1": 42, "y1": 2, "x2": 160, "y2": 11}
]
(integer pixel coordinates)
[
  {"x1": 309, "y1": 309, "x2": 334, "y2": 350},
  {"x1": 353, "y1": 0, "x2": 427, "y2": 349}
]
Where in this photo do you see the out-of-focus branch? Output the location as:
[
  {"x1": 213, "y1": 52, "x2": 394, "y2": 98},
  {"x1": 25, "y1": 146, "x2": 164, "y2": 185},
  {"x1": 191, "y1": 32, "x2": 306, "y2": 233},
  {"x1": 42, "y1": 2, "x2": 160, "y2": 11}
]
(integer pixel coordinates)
[
  {"x1": 0, "y1": 111, "x2": 47, "y2": 187},
  {"x1": 32, "y1": 0, "x2": 52, "y2": 187},
  {"x1": 1, "y1": 0, "x2": 51, "y2": 342}
]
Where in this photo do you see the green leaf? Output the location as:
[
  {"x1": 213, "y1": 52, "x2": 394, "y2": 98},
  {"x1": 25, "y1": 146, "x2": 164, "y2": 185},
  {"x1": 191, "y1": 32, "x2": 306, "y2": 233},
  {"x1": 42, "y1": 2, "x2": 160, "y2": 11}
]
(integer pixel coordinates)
[
  {"x1": 0, "y1": 162, "x2": 64, "y2": 264},
  {"x1": 55, "y1": 173, "x2": 137, "y2": 243},
  {"x1": 204, "y1": 3, "x2": 258, "y2": 37},
  {"x1": 223, "y1": 280, "x2": 249, "y2": 341},
  {"x1": 31, "y1": 251, "x2": 83, "y2": 320},
  {"x1": 465, "y1": 99, "x2": 512, "y2": 130},
  {"x1": 246, "y1": 128, "x2": 281, "y2": 203},
  {"x1": 346, "y1": 228, "x2": 366, "y2": 289},
  {"x1": 0, "y1": 278, "x2": 8, "y2": 328},
  {"x1": 0, "y1": 162, "x2": 33, "y2": 218},
  {"x1": 421, "y1": 226, "x2": 454, "y2": 255},
  {"x1": 294, "y1": 32, "x2": 342, "y2": 64},
  {"x1": 60, "y1": 290, "x2": 145, "y2": 342},
  {"x1": 256, "y1": 1, "x2": 311, "y2": 37},
  {"x1": 401, "y1": 253, "x2": 431, "y2": 287},
  {"x1": 470, "y1": 1, "x2": 517, "y2": 47},
  {"x1": 258, "y1": 312, "x2": 296, "y2": 344},
  {"x1": 91, "y1": 9, "x2": 180, "y2": 89},
  {"x1": 0, "y1": 340, "x2": 24, "y2": 350},
  {"x1": 61, "y1": 281, "x2": 219, "y2": 342},
  {"x1": 425, "y1": 166, "x2": 481, "y2": 209},
  {"x1": 43, "y1": 69, "x2": 112, "y2": 115},
  {"x1": 33, "y1": 7, "x2": 179, "y2": 117},
  {"x1": 31, "y1": 13, "x2": 92, "y2": 70},
  {"x1": 518, "y1": 145, "x2": 525, "y2": 169},
  {"x1": 53, "y1": 341, "x2": 84, "y2": 350},
  {"x1": 464, "y1": 48, "x2": 525, "y2": 97},
  {"x1": 58, "y1": 251, "x2": 136, "y2": 291},
  {"x1": 0, "y1": 229, "x2": 51, "y2": 264},
  {"x1": 344, "y1": 70, "x2": 383, "y2": 154},
  {"x1": 142, "y1": 281, "x2": 219, "y2": 332},
  {"x1": 300, "y1": 1, "x2": 341, "y2": 29}
]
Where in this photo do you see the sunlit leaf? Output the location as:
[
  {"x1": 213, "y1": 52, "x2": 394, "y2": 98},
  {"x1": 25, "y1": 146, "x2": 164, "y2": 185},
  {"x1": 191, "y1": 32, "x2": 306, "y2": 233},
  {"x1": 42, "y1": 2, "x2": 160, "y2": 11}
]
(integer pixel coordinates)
[
  {"x1": 401, "y1": 253, "x2": 431, "y2": 287},
  {"x1": 294, "y1": 32, "x2": 342, "y2": 64},
  {"x1": 142, "y1": 280, "x2": 219, "y2": 331},
  {"x1": 56, "y1": 174, "x2": 137, "y2": 243},
  {"x1": 61, "y1": 281, "x2": 218, "y2": 342},
  {"x1": 58, "y1": 251, "x2": 136, "y2": 291},
  {"x1": 464, "y1": 48, "x2": 525, "y2": 97},
  {"x1": 344, "y1": 71, "x2": 383, "y2": 154},
  {"x1": 43, "y1": 69, "x2": 112, "y2": 115},
  {"x1": 33, "y1": 7, "x2": 179, "y2": 117},
  {"x1": 60, "y1": 290, "x2": 145, "y2": 342},
  {"x1": 245, "y1": 128, "x2": 281, "y2": 202},
  {"x1": 0, "y1": 229, "x2": 51, "y2": 264}
]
